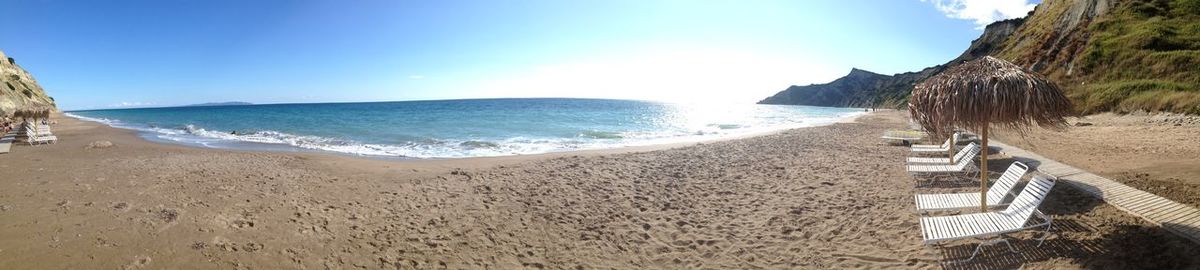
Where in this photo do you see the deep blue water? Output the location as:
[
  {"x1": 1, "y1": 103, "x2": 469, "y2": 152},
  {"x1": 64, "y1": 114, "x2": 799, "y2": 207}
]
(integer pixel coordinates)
[{"x1": 67, "y1": 98, "x2": 863, "y2": 158}]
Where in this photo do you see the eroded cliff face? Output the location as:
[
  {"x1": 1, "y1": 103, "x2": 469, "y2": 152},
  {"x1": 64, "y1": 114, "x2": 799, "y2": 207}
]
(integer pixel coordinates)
[
  {"x1": 993, "y1": 0, "x2": 1116, "y2": 78},
  {"x1": 953, "y1": 18, "x2": 1028, "y2": 63},
  {"x1": 0, "y1": 50, "x2": 56, "y2": 114},
  {"x1": 993, "y1": 0, "x2": 1200, "y2": 113}
]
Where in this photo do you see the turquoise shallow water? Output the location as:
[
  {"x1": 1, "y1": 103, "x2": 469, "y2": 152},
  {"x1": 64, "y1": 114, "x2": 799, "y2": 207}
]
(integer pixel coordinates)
[{"x1": 67, "y1": 98, "x2": 863, "y2": 158}]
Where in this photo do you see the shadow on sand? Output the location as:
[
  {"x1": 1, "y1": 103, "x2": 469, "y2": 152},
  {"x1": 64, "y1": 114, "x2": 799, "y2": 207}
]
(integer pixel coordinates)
[{"x1": 930, "y1": 158, "x2": 1200, "y2": 269}]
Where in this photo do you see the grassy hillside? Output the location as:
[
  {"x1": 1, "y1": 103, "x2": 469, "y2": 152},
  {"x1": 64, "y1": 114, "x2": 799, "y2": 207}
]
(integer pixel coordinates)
[
  {"x1": 1073, "y1": 0, "x2": 1200, "y2": 114},
  {"x1": 999, "y1": 0, "x2": 1200, "y2": 114},
  {"x1": 757, "y1": 0, "x2": 1200, "y2": 114}
]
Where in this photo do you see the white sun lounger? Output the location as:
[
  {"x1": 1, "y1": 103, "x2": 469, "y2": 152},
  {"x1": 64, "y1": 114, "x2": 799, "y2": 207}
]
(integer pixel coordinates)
[
  {"x1": 907, "y1": 144, "x2": 980, "y2": 183},
  {"x1": 914, "y1": 161, "x2": 1029, "y2": 213},
  {"x1": 911, "y1": 133, "x2": 963, "y2": 155},
  {"x1": 1, "y1": 130, "x2": 19, "y2": 153},
  {"x1": 911, "y1": 136, "x2": 952, "y2": 150},
  {"x1": 29, "y1": 135, "x2": 57, "y2": 145},
  {"x1": 22, "y1": 127, "x2": 57, "y2": 145},
  {"x1": 907, "y1": 142, "x2": 979, "y2": 164},
  {"x1": 0, "y1": 136, "x2": 12, "y2": 154},
  {"x1": 920, "y1": 175, "x2": 1057, "y2": 263},
  {"x1": 881, "y1": 130, "x2": 926, "y2": 141}
]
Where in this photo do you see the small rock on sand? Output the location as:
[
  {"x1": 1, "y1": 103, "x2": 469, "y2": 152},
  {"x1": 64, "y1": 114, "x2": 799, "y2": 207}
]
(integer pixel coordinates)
[{"x1": 86, "y1": 140, "x2": 116, "y2": 149}]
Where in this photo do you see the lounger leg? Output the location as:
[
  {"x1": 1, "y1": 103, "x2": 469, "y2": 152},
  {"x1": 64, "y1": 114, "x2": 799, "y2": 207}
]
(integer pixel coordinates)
[
  {"x1": 923, "y1": 174, "x2": 951, "y2": 187},
  {"x1": 1037, "y1": 218, "x2": 1054, "y2": 247},
  {"x1": 1001, "y1": 238, "x2": 1017, "y2": 253},
  {"x1": 951, "y1": 238, "x2": 1012, "y2": 264},
  {"x1": 913, "y1": 174, "x2": 933, "y2": 187}
]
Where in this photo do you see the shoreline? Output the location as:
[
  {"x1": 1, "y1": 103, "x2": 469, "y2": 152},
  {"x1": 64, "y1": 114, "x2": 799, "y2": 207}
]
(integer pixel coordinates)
[
  {"x1": 59, "y1": 109, "x2": 872, "y2": 162},
  {"x1": 1, "y1": 110, "x2": 1196, "y2": 269}
]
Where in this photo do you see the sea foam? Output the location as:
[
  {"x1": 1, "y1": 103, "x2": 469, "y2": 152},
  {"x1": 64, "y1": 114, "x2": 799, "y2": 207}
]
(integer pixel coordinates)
[{"x1": 65, "y1": 99, "x2": 865, "y2": 158}]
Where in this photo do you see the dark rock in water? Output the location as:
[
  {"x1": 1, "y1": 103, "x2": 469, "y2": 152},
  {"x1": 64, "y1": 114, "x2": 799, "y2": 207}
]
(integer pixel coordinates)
[{"x1": 1074, "y1": 122, "x2": 1094, "y2": 127}]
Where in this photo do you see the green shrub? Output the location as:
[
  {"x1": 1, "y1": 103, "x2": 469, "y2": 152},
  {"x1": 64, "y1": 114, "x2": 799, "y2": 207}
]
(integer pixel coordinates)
[
  {"x1": 1175, "y1": 0, "x2": 1200, "y2": 15},
  {"x1": 1132, "y1": 0, "x2": 1171, "y2": 16},
  {"x1": 1119, "y1": 90, "x2": 1200, "y2": 113},
  {"x1": 1073, "y1": 80, "x2": 1198, "y2": 113}
]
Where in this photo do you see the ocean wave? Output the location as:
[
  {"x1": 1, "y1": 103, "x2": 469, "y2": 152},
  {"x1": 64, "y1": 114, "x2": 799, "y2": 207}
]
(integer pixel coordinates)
[
  {"x1": 63, "y1": 113, "x2": 118, "y2": 125},
  {"x1": 65, "y1": 110, "x2": 867, "y2": 159},
  {"x1": 64, "y1": 114, "x2": 590, "y2": 158},
  {"x1": 710, "y1": 124, "x2": 745, "y2": 130},
  {"x1": 577, "y1": 130, "x2": 624, "y2": 139}
]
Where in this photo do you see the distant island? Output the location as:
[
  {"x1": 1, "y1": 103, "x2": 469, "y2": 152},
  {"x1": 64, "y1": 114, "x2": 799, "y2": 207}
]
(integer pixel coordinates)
[{"x1": 184, "y1": 101, "x2": 254, "y2": 107}]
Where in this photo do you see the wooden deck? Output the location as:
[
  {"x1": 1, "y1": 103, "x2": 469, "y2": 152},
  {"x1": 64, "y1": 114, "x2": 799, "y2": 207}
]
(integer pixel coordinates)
[{"x1": 993, "y1": 140, "x2": 1200, "y2": 245}]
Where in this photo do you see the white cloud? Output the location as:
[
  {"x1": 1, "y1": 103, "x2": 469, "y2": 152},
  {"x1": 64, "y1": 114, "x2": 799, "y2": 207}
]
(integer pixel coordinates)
[
  {"x1": 110, "y1": 101, "x2": 155, "y2": 108},
  {"x1": 408, "y1": 75, "x2": 425, "y2": 80},
  {"x1": 923, "y1": 0, "x2": 1037, "y2": 28}
]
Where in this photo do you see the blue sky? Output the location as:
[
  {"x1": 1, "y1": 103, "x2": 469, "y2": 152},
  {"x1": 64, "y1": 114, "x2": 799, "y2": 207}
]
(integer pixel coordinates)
[{"x1": 1, "y1": 0, "x2": 1037, "y2": 110}]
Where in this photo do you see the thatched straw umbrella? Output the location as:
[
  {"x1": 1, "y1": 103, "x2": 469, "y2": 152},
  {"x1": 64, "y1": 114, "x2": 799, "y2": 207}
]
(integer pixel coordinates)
[
  {"x1": 909, "y1": 56, "x2": 1073, "y2": 212},
  {"x1": 11, "y1": 104, "x2": 52, "y2": 122}
]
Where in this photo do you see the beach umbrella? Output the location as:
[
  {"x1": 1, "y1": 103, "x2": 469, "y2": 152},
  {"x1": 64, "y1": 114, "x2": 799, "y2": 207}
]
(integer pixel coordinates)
[{"x1": 909, "y1": 56, "x2": 1073, "y2": 212}]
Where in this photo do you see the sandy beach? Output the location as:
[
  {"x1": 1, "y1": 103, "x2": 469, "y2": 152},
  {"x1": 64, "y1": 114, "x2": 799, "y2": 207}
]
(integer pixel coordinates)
[
  {"x1": 993, "y1": 113, "x2": 1200, "y2": 209},
  {"x1": 0, "y1": 111, "x2": 1197, "y2": 269}
]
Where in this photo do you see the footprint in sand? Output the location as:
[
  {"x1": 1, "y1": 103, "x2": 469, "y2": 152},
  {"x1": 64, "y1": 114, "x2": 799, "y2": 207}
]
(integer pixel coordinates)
[
  {"x1": 121, "y1": 255, "x2": 152, "y2": 269},
  {"x1": 213, "y1": 214, "x2": 256, "y2": 229},
  {"x1": 156, "y1": 208, "x2": 180, "y2": 223},
  {"x1": 111, "y1": 202, "x2": 131, "y2": 212},
  {"x1": 232, "y1": 219, "x2": 255, "y2": 228}
]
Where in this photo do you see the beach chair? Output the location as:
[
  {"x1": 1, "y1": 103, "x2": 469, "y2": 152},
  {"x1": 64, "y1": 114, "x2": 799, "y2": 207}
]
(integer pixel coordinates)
[
  {"x1": 0, "y1": 134, "x2": 13, "y2": 154},
  {"x1": 21, "y1": 126, "x2": 57, "y2": 145},
  {"x1": 30, "y1": 135, "x2": 57, "y2": 145},
  {"x1": 920, "y1": 175, "x2": 1057, "y2": 263},
  {"x1": 881, "y1": 130, "x2": 926, "y2": 144},
  {"x1": 911, "y1": 133, "x2": 962, "y2": 155},
  {"x1": 907, "y1": 145, "x2": 980, "y2": 183},
  {"x1": 914, "y1": 161, "x2": 1029, "y2": 213},
  {"x1": 911, "y1": 134, "x2": 953, "y2": 149},
  {"x1": 907, "y1": 142, "x2": 978, "y2": 164}
]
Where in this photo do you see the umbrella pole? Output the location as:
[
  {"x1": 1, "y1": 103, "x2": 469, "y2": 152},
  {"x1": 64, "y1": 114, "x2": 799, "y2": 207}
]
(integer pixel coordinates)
[
  {"x1": 947, "y1": 134, "x2": 956, "y2": 164},
  {"x1": 980, "y1": 125, "x2": 989, "y2": 212}
]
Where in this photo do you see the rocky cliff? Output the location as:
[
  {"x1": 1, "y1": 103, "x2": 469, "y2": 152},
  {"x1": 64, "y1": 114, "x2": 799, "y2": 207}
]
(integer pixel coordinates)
[
  {"x1": 0, "y1": 50, "x2": 56, "y2": 114},
  {"x1": 757, "y1": 68, "x2": 889, "y2": 107},
  {"x1": 761, "y1": 0, "x2": 1200, "y2": 114},
  {"x1": 758, "y1": 18, "x2": 1026, "y2": 108}
]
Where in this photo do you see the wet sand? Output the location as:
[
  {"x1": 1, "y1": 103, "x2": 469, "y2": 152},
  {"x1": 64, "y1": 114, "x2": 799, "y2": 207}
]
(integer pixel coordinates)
[{"x1": 0, "y1": 111, "x2": 1196, "y2": 269}]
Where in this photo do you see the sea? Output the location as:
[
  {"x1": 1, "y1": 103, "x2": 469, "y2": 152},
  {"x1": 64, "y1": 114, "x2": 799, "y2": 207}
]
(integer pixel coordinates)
[{"x1": 66, "y1": 98, "x2": 864, "y2": 159}]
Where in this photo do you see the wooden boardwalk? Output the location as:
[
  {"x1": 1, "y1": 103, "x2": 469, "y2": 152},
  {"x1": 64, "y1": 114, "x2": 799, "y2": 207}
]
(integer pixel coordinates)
[{"x1": 993, "y1": 140, "x2": 1200, "y2": 245}]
